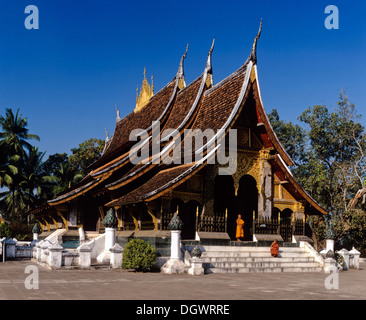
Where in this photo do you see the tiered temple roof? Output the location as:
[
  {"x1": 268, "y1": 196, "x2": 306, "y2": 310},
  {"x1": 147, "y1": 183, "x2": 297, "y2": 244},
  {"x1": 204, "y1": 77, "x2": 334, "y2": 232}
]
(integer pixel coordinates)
[{"x1": 31, "y1": 20, "x2": 326, "y2": 220}]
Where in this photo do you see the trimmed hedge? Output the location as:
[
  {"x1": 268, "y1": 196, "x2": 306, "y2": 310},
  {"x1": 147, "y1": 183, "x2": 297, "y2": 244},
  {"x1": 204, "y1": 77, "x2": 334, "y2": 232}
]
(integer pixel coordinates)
[{"x1": 122, "y1": 239, "x2": 156, "y2": 272}]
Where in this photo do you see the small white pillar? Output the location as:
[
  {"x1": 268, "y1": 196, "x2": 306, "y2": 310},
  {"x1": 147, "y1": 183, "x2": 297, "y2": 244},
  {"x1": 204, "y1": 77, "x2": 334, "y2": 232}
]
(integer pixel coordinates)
[
  {"x1": 337, "y1": 248, "x2": 350, "y2": 270},
  {"x1": 5, "y1": 239, "x2": 16, "y2": 260},
  {"x1": 170, "y1": 230, "x2": 181, "y2": 260},
  {"x1": 41, "y1": 241, "x2": 51, "y2": 264},
  {"x1": 324, "y1": 257, "x2": 337, "y2": 273},
  {"x1": 326, "y1": 239, "x2": 334, "y2": 253},
  {"x1": 36, "y1": 240, "x2": 44, "y2": 262},
  {"x1": 49, "y1": 243, "x2": 63, "y2": 269},
  {"x1": 188, "y1": 257, "x2": 204, "y2": 275},
  {"x1": 349, "y1": 247, "x2": 360, "y2": 269},
  {"x1": 78, "y1": 243, "x2": 92, "y2": 269},
  {"x1": 109, "y1": 243, "x2": 123, "y2": 269},
  {"x1": 32, "y1": 245, "x2": 37, "y2": 259},
  {"x1": 105, "y1": 227, "x2": 116, "y2": 251},
  {"x1": 161, "y1": 212, "x2": 186, "y2": 274},
  {"x1": 78, "y1": 227, "x2": 85, "y2": 243},
  {"x1": 32, "y1": 223, "x2": 42, "y2": 242}
]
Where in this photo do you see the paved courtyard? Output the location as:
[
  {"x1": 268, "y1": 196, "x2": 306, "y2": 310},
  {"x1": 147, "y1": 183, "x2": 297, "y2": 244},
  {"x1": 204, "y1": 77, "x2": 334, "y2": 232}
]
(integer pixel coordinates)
[{"x1": 0, "y1": 260, "x2": 365, "y2": 300}]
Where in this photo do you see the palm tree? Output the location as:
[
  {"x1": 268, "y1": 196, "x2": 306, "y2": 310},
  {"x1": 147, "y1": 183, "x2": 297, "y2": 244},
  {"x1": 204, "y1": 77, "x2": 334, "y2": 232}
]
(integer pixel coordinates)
[
  {"x1": 21, "y1": 146, "x2": 57, "y2": 208},
  {"x1": 0, "y1": 147, "x2": 56, "y2": 219},
  {"x1": 52, "y1": 162, "x2": 83, "y2": 196},
  {"x1": 0, "y1": 108, "x2": 40, "y2": 219},
  {"x1": 0, "y1": 144, "x2": 18, "y2": 188},
  {"x1": 0, "y1": 108, "x2": 40, "y2": 157}
]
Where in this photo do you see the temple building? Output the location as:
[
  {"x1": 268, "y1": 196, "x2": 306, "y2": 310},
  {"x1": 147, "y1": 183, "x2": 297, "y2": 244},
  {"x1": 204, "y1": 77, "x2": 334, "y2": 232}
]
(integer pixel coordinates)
[{"x1": 29, "y1": 21, "x2": 326, "y2": 246}]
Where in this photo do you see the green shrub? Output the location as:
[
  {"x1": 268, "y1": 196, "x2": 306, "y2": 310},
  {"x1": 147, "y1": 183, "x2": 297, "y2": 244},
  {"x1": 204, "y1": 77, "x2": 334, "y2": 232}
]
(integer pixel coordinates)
[
  {"x1": 122, "y1": 239, "x2": 156, "y2": 272},
  {"x1": 0, "y1": 223, "x2": 12, "y2": 238}
]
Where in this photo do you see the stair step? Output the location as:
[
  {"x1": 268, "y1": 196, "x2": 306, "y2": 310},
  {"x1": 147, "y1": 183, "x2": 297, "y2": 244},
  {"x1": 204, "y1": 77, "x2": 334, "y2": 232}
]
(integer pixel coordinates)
[
  {"x1": 203, "y1": 257, "x2": 314, "y2": 263},
  {"x1": 203, "y1": 262, "x2": 320, "y2": 268},
  {"x1": 85, "y1": 232, "x2": 101, "y2": 240},
  {"x1": 201, "y1": 252, "x2": 309, "y2": 258},
  {"x1": 205, "y1": 266, "x2": 323, "y2": 274},
  {"x1": 90, "y1": 263, "x2": 111, "y2": 270},
  {"x1": 201, "y1": 245, "x2": 303, "y2": 252},
  {"x1": 193, "y1": 244, "x2": 324, "y2": 273}
]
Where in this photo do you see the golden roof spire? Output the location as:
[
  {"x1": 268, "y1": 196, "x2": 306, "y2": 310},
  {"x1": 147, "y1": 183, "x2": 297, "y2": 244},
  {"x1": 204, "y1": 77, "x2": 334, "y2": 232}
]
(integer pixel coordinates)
[{"x1": 135, "y1": 67, "x2": 154, "y2": 113}]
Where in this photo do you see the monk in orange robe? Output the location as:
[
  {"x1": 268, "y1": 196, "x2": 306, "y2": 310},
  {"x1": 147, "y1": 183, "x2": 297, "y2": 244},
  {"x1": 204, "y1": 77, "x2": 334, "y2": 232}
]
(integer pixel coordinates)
[
  {"x1": 236, "y1": 214, "x2": 244, "y2": 241},
  {"x1": 270, "y1": 239, "x2": 279, "y2": 257}
]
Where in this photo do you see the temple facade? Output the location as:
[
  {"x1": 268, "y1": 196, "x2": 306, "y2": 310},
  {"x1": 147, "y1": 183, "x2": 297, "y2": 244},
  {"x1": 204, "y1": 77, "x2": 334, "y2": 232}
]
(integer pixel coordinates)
[{"x1": 29, "y1": 22, "x2": 326, "y2": 244}]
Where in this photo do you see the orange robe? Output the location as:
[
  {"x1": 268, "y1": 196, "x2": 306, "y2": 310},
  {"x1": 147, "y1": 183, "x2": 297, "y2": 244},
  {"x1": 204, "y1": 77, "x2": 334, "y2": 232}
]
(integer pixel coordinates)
[
  {"x1": 270, "y1": 242, "x2": 279, "y2": 257},
  {"x1": 236, "y1": 218, "x2": 244, "y2": 238}
]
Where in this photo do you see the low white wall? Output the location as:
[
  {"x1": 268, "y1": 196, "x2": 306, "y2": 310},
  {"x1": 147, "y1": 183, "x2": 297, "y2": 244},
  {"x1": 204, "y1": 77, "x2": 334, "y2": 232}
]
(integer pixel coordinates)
[
  {"x1": 15, "y1": 245, "x2": 33, "y2": 259},
  {"x1": 44, "y1": 229, "x2": 67, "y2": 245},
  {"x1": 300, "y1": 241, "x2": 325, "y2": 267},
  {"x1": 80, "y1": 234, "x2": 105, "y2": 259}
]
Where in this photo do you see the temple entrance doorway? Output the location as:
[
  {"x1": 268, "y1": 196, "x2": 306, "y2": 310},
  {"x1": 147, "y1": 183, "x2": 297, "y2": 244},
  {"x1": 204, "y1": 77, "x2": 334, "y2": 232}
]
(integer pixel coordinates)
[
  {"x1": 82, "y1": 201, "x2": 100, "y2": 231},
  {"x1": 170, "y1": 198, "x2": 198, "y2": 240},
  {"x1": 280, "y1": 208, "x2": 293, "y2": 242},
  {"x1": 214, "y1": 175, "x2": 236, "y2": 240},
  {"x1": 237, "y1": 175, "x2": 258, "y2": 241}
]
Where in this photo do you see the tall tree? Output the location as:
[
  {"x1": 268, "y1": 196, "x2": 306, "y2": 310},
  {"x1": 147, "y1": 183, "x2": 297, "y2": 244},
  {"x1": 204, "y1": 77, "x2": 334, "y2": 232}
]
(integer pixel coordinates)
[
  {"x1": 52, "y1": 162, "x2": 83, "y2": 196},
  {"x1": 268, "y1": 108, "x2": 307, "y2": 167},
  {"x1": 0, "y1": 144, "x2": 18, "y2": 188},
  {"x1": 0, "y1": 108, "x2": 41, "y2": 219},
  {"x1": 0, "y1": 108, "x2": 40, "y2": 156},
  {"x1": 0, "y1": 147, "x2": 55, "y2": 218},
  {"x1": 42, "y1": 153, "x2": 69, "y2": 176},
  {"x1": 298, "y1": 91, "x2": 365, "y2": 214},
  {"x1": 68, "y1": 138, "x2": 105, "y2": 176}
]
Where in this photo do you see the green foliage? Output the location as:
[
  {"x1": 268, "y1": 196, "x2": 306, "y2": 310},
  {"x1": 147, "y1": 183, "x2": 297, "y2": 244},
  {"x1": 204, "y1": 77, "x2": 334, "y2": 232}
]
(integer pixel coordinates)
[
  {"x1": 9, "y1": 221, "x2": 32, "y2": 240},
  {"x1": 42, "y1": 153, "x2": 68, "y2": 176},
  {"x1": 51, "y1": 162, "x2": 83, "y2": 196},
  {"x1": 122, "y1": 239, "x2": 156, "y2": 272},
  {"x1": 0, "y1": 108, "x2": 40, "y2": 157},
  {"x1": 333, "y1": 209, "x2": 366, "y2": 256},
  {"x1": 0, "y1": 221, "x2": 32, "y2": 240},
  {"x1": 0, "y1": 223, "x2": 13, "y2": 238},
  {"x1": 269, "y1": 90, "x2": 366, "y2": 253},
  {"x1": 268, "y1": 108, "x2": 307, "y2": 167},
  {"x1": 335, "y1": 253, "x2": 344, "y2": 267},
  {"x1": 0, "y1": 108, "x2": 104, "y2": 240},
  {"x1": 68, "y1": 138, "x2": 105, "y2": 176}
]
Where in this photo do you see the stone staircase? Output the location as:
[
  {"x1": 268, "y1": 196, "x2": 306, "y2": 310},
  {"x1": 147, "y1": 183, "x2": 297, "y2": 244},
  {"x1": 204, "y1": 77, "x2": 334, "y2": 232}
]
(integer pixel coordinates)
[{"x1": 201, "y1": 245, "x2": 323, "y2": 273}]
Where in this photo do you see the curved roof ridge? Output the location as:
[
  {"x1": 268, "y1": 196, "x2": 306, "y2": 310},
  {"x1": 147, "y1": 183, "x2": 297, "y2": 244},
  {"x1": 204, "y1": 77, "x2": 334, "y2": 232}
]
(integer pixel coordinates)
[{"x1": 104, "y1": 41, "x2": 216, "y2": 190}]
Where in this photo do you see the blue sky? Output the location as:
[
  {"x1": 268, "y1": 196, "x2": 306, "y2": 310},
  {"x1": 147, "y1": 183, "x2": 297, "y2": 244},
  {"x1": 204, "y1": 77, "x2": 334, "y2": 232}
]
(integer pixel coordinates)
[{"x1": 0, "y1": 0, "x2": 365, "y2": 158}]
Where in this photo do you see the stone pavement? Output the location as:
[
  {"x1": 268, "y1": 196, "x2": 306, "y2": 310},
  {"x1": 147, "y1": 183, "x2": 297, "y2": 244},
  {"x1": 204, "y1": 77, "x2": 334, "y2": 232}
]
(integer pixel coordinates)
[{"x1": 0, "y1": 260, "x2": 365, "y2": 300}]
